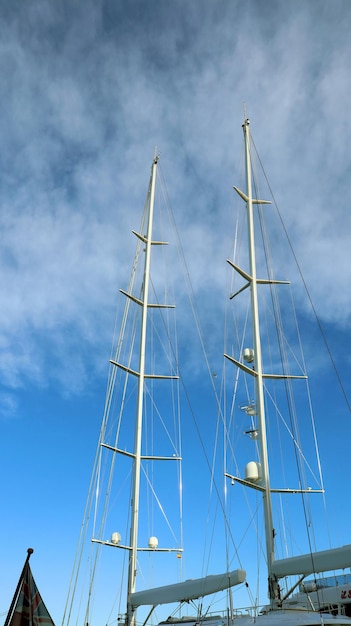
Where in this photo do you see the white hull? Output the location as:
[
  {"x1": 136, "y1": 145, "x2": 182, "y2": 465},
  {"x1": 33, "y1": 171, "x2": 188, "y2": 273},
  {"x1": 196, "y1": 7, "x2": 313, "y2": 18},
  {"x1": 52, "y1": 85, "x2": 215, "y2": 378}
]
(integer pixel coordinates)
[
  {"x1": 160, "y1": 610, "x2": 351, "y2": 626},
  {"x1": 285, "y1": 575, "x2": 351, "y2": 616}
]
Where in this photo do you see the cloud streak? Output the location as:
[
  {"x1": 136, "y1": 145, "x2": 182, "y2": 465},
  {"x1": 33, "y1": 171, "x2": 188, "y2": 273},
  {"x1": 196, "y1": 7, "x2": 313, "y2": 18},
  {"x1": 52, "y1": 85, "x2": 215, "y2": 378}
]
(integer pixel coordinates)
[{"x1": 0, "y1": 1, "x2": 350, "y2": 395}]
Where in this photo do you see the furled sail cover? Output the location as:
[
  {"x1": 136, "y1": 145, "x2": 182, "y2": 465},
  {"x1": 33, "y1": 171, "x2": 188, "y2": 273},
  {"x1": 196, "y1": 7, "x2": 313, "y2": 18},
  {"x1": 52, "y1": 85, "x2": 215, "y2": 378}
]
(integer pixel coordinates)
[
  {"x1": 130, "y1": 569, "x2": 246, "y2": 608},
  {"x1": 272, "y1": 544, "x2": 351, "y2": 578}
]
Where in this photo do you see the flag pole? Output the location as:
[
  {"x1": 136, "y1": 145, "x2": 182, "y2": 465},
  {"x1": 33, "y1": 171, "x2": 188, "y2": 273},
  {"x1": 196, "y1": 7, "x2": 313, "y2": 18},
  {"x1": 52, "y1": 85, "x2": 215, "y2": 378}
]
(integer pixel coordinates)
[{"x1": 4, "y1": 548, "x2": 34, "y2": 626}]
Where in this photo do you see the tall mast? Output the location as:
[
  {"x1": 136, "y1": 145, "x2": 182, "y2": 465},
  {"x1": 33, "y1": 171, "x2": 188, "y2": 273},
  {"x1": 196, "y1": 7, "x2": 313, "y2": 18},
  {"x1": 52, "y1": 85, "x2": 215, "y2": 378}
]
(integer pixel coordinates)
[
  {"x1": 228, "y1": 120, "x2": 318, "y2": 602},
  {"x1": 127, "y1": 156, "x2": 159, "y2": 625},
  {"x1": 242, "y1": 119, "x2": 277, "y2": 601}
]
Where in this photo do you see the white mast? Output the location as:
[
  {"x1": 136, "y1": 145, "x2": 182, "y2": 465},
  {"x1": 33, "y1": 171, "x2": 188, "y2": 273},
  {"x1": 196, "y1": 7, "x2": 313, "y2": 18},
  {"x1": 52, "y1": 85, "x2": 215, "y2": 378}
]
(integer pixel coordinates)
[
  {"x1": 242, "y1": 119, "x2": 277, "y2": 601},
  {"x1": 127, "y1": 156, "x2": 159, "y2": 625},
  {"x1": 122, "y1": 156, "x2": 248, "y2": 624},
  {"x1": 225, "y1": 119, "x2": 283, "y2": 603}
]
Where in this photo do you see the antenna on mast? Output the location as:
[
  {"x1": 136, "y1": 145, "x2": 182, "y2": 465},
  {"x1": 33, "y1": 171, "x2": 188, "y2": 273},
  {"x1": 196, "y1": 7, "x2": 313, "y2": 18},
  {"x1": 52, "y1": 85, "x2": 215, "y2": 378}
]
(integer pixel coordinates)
[{"x1": 243, "y1": 102, "x2": 248, "y2": 122}]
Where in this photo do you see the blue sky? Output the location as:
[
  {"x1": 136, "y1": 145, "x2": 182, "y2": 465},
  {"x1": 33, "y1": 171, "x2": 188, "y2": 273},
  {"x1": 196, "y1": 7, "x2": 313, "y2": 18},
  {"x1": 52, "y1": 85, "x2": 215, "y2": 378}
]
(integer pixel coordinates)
[{"x1": 1, "y1": 1, "x2": 351, "y2": 624}]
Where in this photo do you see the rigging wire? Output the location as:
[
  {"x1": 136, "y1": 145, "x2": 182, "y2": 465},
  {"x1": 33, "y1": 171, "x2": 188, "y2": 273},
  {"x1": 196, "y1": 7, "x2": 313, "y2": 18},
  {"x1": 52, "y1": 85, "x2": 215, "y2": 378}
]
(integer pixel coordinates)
[
  {"x1": 158, "y1": 163, "x2": 250, "y2": 604},
  {"x1": 252, "y1": 137, "x2": 319, "y2": 579},
  {"x1": 249, "y1": 133, "x2": 341, "y2": 597},
  {"x1": 251, "y1": 137, "x2": 351, "y2": 414}
]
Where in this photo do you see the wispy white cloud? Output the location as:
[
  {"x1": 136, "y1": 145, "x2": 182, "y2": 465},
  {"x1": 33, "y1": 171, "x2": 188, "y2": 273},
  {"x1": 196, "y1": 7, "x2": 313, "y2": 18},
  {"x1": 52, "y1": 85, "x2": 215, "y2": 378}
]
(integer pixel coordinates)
[{"x1": 0, "y1": 0, "x2": 350, "y2": 406}]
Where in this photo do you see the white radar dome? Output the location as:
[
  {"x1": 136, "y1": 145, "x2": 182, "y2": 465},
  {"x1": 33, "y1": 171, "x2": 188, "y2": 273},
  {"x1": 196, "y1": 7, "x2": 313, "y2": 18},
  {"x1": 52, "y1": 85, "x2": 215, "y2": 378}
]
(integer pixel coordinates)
[
  {"x1": 148, "y1": 536, "x2": 158, "y2": 549},
  {"x1": 245, "y1": 461, "x2": 262, "y2": 483},
  {"x1": 243, "y1": 348, "x2": 254, "y2": 363},
  {"x1": 111, "y1": 532, "x2": 121, "y2": 545}
]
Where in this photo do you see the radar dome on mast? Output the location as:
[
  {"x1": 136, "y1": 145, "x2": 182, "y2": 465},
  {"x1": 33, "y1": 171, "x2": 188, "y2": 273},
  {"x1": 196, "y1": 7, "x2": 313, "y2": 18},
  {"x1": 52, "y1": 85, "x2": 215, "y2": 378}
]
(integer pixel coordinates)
[
  {"x1": 111, "y1": 532, "x2": 121, "y2": 545},
  {"x1": 245, "y1": 461, "x2": 262, "y2": 484},
  {"x1": 148, "y1": 536, "x2": 158, "y2": 549}
]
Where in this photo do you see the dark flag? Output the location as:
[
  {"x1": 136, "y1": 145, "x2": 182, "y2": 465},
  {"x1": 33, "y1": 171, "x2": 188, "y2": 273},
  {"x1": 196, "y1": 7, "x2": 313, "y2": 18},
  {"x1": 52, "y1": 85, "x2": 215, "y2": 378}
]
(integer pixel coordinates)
[{"x1": 5, "y1": 549, "x2": 55, "y2": 626}]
